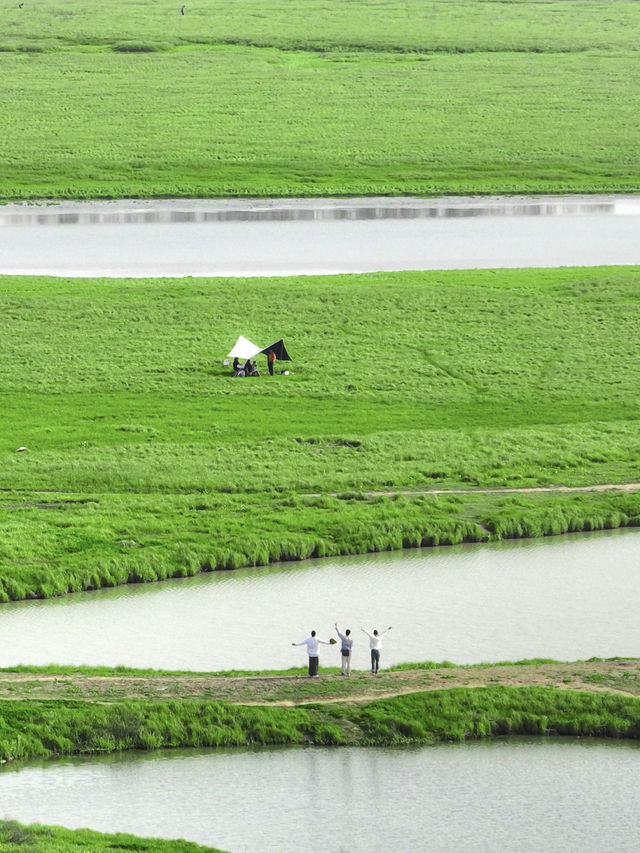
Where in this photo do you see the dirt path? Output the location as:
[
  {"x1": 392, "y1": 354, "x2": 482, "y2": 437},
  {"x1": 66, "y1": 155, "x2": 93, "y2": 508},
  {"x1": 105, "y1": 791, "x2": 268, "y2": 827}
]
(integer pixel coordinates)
[
  {"x1": 2, "y1": 660, "x2": 639, "y2": 705},
  {"x1": 316, "y1": 483, "x2": 640, "y2": 499}
]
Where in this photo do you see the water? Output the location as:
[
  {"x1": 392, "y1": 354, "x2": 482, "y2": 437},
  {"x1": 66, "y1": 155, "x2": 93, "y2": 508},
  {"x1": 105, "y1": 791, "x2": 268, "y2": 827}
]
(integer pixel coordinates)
[
  {"x1": 1, "y1": 195, "x2": 639, "y2": 277},
  {"x1": 2, "y1": 739, "x2": 639, "y2": 852},
  {"x1": 0, "y1": 529, "x2": 637, "y2": 671}
]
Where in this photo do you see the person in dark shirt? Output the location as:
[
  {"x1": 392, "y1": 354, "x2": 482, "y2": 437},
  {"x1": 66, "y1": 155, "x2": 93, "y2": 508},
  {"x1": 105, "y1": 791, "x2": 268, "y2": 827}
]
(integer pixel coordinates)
[{"x1": 335, "y1": 623, "x2": 353, "y2": 676}]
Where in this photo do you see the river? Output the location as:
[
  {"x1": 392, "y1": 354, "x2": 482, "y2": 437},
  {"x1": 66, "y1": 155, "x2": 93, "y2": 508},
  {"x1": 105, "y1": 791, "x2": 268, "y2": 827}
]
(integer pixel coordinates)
[
  {"x1": 2, "y1": 739, "x2": 639, "y2": 852},
  {"x1": 0, "y1": 529, "x2": 637, "y2": 671},
  {"x1": 1, "y1": 195, "x2": 639, "y2": 277}
]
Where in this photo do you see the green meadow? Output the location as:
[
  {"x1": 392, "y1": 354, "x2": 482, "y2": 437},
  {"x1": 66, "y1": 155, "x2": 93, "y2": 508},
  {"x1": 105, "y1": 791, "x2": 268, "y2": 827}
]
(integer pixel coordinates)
[
  {"x1": 0, "y1": 821, "x2": 226, "y2": 853},
  {"x1": 1, "y1": 687, "x2": 640, "y2": 762},
  {"x1": 1, "y1": 266, "x2": 639, "y2": 599},
  {"x1": 1, "y1": 0, "x2": 640, "y2": 198}
]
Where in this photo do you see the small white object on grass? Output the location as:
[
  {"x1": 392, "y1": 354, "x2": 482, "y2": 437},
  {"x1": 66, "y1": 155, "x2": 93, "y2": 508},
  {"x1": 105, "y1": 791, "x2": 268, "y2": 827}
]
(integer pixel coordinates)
[{"x1": 16, "y1": 446, "x2": 27, "y2": 452}]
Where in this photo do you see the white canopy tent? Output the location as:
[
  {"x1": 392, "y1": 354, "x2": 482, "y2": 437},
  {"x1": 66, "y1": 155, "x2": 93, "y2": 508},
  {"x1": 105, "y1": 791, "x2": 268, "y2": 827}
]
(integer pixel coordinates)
[
  {"x1": 226, "y1": 335, "x2": 263, "y2": 360},
  {"x1": 227, "y1": 335, "x2": 292, "y2": 362}
]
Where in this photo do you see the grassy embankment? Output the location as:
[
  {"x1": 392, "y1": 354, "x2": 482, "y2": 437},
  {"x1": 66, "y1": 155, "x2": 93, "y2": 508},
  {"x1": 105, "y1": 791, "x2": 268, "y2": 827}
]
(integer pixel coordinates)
[
  {"x1": 0, "y1": 821, "x2": 226, "y2": 853},
  {"x1": 2, "y1": 0, "x2": 640, "y2": 198},
  {"x1": 1, "y1": 684, "x2": 640, "y2": 763},
  {"x1": 1, "y1": 266, "x2": 639, "y2": 600},
  {"x1": 2, "y1": 660, "x2": 640, "y2": 849}
]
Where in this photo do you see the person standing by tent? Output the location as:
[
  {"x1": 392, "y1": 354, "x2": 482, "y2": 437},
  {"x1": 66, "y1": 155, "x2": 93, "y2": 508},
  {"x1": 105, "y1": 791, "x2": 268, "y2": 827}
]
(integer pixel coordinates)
[
  {"x1": 361, "y1": 625, "x2": 392, "y2": 674},
  {"x1": 267, "y1": 349, "x2": 276, "y2": 376},
  {"x1": 335, "y1": 622, "x2": 353, "y2": 676},
  {"x1": 292, "y1": 630, "x2": 334, "y2": 677}
]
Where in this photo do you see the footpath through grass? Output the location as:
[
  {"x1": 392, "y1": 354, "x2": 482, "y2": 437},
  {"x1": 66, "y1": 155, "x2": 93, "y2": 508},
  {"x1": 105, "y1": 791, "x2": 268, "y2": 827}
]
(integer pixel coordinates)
[
  {"x1": 1, "y1": 266, "x2": 639, "y2": 600},
  {"x1": 2, "y1": 659, "x2": 640, "y2": 704},
  {"x1": 2, "y1": 0, "x2": 640, "y2": 198}
]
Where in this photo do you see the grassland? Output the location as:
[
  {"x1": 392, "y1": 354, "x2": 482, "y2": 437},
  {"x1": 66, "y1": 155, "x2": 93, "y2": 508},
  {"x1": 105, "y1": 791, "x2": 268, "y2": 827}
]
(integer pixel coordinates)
[
  {"x1": 0, "y1": 821, "x2": 227, "y2": 853},
  {"x1": 1, "y1": 0, "x2": 640, "y2": 198},
  {"x1": 1, "y1": 265, "x2": 639, "y2": 599},
  {"x1": 1, "y1": 674, "x2": 640, "y2": 762}
]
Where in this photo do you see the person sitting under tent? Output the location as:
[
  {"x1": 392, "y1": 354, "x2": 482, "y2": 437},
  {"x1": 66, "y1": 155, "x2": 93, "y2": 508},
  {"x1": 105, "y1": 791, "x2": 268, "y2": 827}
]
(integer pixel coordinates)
[
  {"x1": 232, "y1": 358, "x2": 259, "y2": 378},
  {"x1": 227, "y1": 335, "x2": 292, "y2": 375}
]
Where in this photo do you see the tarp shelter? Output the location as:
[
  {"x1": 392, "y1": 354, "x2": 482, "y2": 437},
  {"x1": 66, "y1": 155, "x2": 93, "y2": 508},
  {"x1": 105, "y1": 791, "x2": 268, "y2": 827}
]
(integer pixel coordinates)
[
  {"x1": 227, "y1": 336, "x2": 292, "y2": 361},
  {"x1": 263, "y1": 339, "x2": 291, "y2": 361},
  {"x1": 227, "y1": 335, "x2": 262, "y2": 360}
]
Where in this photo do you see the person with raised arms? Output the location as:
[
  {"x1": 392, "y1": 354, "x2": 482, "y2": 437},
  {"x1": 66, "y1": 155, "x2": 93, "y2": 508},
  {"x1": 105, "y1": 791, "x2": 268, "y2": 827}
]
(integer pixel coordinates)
[
  {"x1": 335, "y1": 622, "x2": 353, "y2": 676},
  {"x1": 361, "y1": 625, "x2": 392, "y2": 674},
  {"x1": 292, "y1": 629, "x2": 334, "y2": 677}
]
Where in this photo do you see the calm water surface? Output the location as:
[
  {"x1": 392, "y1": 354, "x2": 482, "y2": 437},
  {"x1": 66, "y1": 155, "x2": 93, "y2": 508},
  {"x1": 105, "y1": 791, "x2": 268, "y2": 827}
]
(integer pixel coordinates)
[
  {"x1": 0, "y1": 530, "x2": 637, "y2": 670},
  {"x1": 2, "y1": 739, "x2": 639, "y2": 852},
  {"x1": 1, "y1": 195, "x2": 639, "y2": 276}
]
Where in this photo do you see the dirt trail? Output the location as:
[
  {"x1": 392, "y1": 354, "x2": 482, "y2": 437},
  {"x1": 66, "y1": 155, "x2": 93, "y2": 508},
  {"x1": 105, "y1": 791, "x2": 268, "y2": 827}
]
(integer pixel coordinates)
[
  {"x1": 317, "y1": 483, "x2": 640, "y2": 499},
  {"x1": 2, "y1": 660, "x2": 639, "y2": 705}
]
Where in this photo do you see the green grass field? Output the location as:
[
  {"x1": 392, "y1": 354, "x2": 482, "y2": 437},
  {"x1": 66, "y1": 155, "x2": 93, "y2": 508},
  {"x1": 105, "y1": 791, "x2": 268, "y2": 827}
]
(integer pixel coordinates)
[
  {"x1": 2, "y1": 0, "x2": 640, "y2": 198},
  {"x1": 1, "y1": 687, "x2": 640, "y2": 762},
  {"x1": 1, "y1": 266, "x2": 639, "y2": 599},
  {"x1": 0, "y1": 822, "x2": 227, "y2": 853}
]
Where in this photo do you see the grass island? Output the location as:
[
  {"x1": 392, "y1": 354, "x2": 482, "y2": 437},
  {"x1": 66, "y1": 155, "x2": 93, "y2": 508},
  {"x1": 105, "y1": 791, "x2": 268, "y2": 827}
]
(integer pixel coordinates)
[{"x1": 0, "y1": 265, "x2": 639, "y2": 599}]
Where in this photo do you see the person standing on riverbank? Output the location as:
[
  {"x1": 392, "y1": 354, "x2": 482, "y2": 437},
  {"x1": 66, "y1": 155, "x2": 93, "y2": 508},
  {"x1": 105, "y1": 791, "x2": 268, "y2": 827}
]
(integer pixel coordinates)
[
  {"x1": 292, "y1": 630, "x2": 333, "y2": 677},
  {"x1": 361, "y1": 625, "x2": 392, "y2": 674},
  {"x1": 335, "y1": 622, "x2": 353, "y2": 676},
  {"x1": 267, "y1": 349, "x2": 276, "y2": 376}
]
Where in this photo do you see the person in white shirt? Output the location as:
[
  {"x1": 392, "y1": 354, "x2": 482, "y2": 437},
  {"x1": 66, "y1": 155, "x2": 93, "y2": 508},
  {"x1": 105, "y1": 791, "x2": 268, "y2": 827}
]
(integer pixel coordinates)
[
  {"x1": 335, "y1": 622, "x2": 353, "y2": 676},
  {"x1": 361, "y1": 625, "x2": 392, "y2": 674},
  {"x1": 292, "y1": 630, "x2": 333, "y2": 677}
]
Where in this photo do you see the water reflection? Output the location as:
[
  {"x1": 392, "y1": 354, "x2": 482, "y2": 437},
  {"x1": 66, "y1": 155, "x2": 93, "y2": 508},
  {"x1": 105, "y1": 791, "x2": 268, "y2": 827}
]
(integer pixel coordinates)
[
  {"x1": 0, "y1": 529, "x2": 637, "y2": 671},
  {"x1": 2, "y1": 195, "x2": 639, "y2": 276},
  {"x1": 1, "y1": 740, "x2": 639, "y2": 852},
  {"x1": 0, "y1": 195, "x2": 637, "y2": 227}
]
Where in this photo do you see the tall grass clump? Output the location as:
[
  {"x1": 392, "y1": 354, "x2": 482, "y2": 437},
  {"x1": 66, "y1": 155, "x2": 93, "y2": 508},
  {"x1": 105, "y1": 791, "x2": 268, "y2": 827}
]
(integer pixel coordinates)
[
  {"x1": 483, "y1": 496, "x2": 640, "y2": 539},
  {"x1": 0, "y1": 820, "x2": 226, "y2": 852},
  {"x1": 350, "y1": 688, "x2": 640, "y2": 744}
]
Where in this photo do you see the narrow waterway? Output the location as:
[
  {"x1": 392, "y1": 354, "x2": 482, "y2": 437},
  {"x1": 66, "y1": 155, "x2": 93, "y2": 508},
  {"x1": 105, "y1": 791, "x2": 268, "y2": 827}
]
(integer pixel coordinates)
[
  {"x1": 0, "y1": 529, "x2": 637, "y2": 671},
  {"x1": 1, "y1": 195, "x2": 639, "y2": 277},
  {"x1": 2, "y1": 739, "x2": 639, "y2": 852}
]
